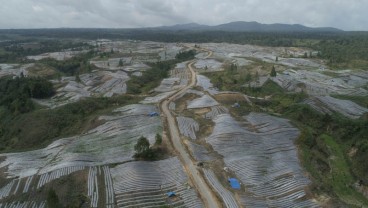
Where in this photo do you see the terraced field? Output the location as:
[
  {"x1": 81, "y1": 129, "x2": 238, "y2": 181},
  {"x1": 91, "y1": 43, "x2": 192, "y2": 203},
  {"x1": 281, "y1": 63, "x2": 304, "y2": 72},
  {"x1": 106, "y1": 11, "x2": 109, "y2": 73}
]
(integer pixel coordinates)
[
  {"x1": 187, "y1": 142, "x2": 215, "y2": 162},
  {"x1": 177, "y1": 117, "x2": 199, "y2": 140},
  {"x1": 37, "y1": 69, "x2": 131, "y2": 108},
  {"x1": 204, "y1": 106, "x2": 229, "y2": 119},
  {"x1": 194, "y1": 59, "x2": 223, "y2": 71},
  {"x1": 0, "y1": 104, "x2": 163, "y2": 206},
  {"x1": 206, "y1": 113, "x2": 318, "y2": 207},
  {"x1": 272, "y1": 69, "x2": 368, "y2": 96},
  {"x1": 111, "y1": 157, "x2": 203, "y2": 208},
  {"x1": 196, "y1": 75, "x2": 219, "y2": 95},
  {"x1": 187, "y1": 95, "x2": 219, "y2": 109},
  {"x1": 203, "y1": 169, "x2": 238, "y2": 208},
  {"x1": 304, "y1": 95, "x2": 368, "y2": 119},
  {"x1": 0, "y1": 201, "x2": 46, "y2": 208}
]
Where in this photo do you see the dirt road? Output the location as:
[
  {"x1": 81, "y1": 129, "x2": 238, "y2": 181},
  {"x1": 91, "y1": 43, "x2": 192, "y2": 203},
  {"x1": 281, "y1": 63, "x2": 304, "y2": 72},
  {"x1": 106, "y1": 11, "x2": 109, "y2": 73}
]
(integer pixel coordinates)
[{"x1": 160, "y1": 50, "x2": 220, "y2": 208}]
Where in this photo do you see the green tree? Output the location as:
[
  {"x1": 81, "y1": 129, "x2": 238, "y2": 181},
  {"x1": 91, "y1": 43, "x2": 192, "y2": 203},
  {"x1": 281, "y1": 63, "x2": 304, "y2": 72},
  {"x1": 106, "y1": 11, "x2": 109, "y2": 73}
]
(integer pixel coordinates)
[
  {"x1": 155, "y1": 133, "x2": 162, "y2": 145},
  {"x1": 134, "y1": 136, "x2": 154, "y2": 159},
  {"x1": 275, "y1": 56, "x2": 278, "y2": 62},
  {"x1": 47, "y1": 189, "x2": 62, "y2": 208},
  {"x1": 230, "y1": 63, "x2": 237, "y2": 71},
  {"x1": 75, "y1": 72, "x2": 81, "y2": 83},
  {"x1": 270, "y1": 66, "x2": 277, "y2": 77},
  {"x1": 118, "y1": 59, "x2": 124, "y2": 67}
]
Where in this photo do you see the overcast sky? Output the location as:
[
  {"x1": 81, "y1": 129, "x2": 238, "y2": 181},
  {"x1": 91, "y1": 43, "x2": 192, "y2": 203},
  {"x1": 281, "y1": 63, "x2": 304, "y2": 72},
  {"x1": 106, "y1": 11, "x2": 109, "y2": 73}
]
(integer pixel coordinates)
[{"x1": 1, "y1": 0, "x2": 367, "y2": 31}]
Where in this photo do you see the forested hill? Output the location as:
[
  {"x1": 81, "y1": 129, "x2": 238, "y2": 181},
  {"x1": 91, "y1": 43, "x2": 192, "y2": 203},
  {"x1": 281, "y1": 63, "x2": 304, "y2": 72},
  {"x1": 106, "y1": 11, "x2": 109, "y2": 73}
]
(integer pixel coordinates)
[{"x1": 153, "y1": 21, "x2": 342, "y2": 32}]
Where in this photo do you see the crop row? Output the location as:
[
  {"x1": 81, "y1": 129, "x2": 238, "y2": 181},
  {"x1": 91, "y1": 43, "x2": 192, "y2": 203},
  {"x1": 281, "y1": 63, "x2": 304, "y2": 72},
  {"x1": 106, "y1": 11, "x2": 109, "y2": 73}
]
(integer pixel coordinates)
[
  {"x1": 111, "y1": 157, "x2": 203, "y2": 208},
  {"x1": 0, "y1": 201, "x2": 45, "y2": 208}
]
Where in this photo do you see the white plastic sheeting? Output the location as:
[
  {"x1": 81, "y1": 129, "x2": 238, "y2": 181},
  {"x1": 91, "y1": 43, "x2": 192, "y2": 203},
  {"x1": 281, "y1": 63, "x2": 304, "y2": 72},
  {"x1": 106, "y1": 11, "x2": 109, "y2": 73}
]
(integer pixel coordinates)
[{"x1": 206, "y1": 113, "x2": 318, "y2": 207}]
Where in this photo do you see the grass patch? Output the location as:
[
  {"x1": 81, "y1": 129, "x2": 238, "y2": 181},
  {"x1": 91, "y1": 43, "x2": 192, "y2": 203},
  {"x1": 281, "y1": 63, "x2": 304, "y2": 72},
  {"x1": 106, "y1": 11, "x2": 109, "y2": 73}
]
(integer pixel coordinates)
[{"x1": 320, "y1": 134, "x2": 368, "y2": 206}]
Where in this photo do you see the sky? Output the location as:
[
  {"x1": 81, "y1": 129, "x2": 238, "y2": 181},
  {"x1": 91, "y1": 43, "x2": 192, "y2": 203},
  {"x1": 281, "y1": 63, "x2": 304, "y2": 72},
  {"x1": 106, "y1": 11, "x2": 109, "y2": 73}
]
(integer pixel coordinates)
[{"x1": 0, "y1": 0, "x2": 367, "y2": 31}]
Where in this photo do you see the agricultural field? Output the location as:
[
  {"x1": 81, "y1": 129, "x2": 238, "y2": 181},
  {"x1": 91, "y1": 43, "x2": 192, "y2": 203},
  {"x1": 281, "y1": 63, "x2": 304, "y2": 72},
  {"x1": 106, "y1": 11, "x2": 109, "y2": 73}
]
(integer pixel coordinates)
[
  {"x1": 168, "y1": 41, "x2": 368, "y2": 207},
  {"x1": 0, "y1": 104, "x2": 172, "y2": 207},
  {"x1": 1, "y1": 36, "x2": 368, "y2": 208}
]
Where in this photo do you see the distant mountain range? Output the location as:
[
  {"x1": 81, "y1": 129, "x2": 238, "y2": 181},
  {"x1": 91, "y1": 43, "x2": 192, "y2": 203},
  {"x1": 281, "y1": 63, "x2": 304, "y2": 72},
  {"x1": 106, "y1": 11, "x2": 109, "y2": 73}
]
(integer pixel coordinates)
[{"x1": 149, "y1": 21, "x2": 342, "y2": 32}]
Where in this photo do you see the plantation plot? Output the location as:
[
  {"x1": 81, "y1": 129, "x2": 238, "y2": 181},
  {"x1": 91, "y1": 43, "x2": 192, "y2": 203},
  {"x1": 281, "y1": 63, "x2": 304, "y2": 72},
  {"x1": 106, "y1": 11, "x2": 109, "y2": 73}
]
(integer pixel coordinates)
[
  {"x1": 37, "y1": 166, "x2": 85, "y2": 189},
  {"x1": 278, "y1": 57, "x2": 322, "y2": 68},
  {"x1": 90, "y1": 57, "x2": 133, "y2": 70},
  {"x1": 154, "y1": 61, "x2": 192, "y2": 93},
  {"x1": 204, "y1": 106, "x2": 229, "y2": 119},
  {"x1": 0, "y1": 180, "x2": 15, "y2": 200},
  {"x1": 169, "y1": 102, "x2": 176, "y2": 110},
  {"x1": 0, "y1": 201, "x2": 46, "y2": 208},
  {"x1": 0, "y1": 64, "x2": 31, "y2": 78},
  {"x1": 155, "y1": 78, "x2": 182, "y2": 92},
  {"x1": 203, "y1": 169, "x2": 238, "y2": 208},
  {"x1": 231, "y1": 57, "x2": 253, "y2": 67},
  {"x1": 37, "y1": 70, "x2": 130, "y2": 108},
  {"x1": 110, "y1": 157, "x2": 203, "y2": 208},
  {"x1": 194, "y1": 59, "x2": 223, "y2": 71},
  {"x1": 200, "y1": 43, "x2": 320, "y2": 68},
  {"x1": 187, "y1": 142, "x2": 215, "y2": 162},
  {"x1": 187, "y1": 94, "x2": 219, "y2": 109},
  {"x1": 196, "y1": 75, "x2": 219, "y2": 95},
  {"x1": 305, "y1": 96, "x2": 368, "y2": 119},
  {"x1": 159, "y1": 43, "x2": 183, "y2": 61},
  {"x1": 206, "y1": 113, "x2": 318, "y2": 207},
  {"x1": 195, "y1": 52, "x2": 208, "y2": 59},
  {"x1": 88, "y1": 166, "x2": 99, "y2": 208},
  {"x1": 0, "y1": 104, "x2": 162, "y2": 178},
  {"x1": 0, "y1": 138, "x2": 70, "y2": 178},
  {"x1": 141, "y1": 91, "x2": 176, "y2": 104},
  {"x1": 272, "y1": 69, "x2": 368, "y2": 96},
  {"x1": 102, "y1": 166, "x2": 115, "y2": 208},
  {"x1": 170, "y1": 61, "x2": 190, "y2": 86},
  {"x1": 176, "y1": 117, "x2": 199, "y2": 140},
  {"x1": 27, "y1": 51, "x2": 87, "y2": 61}
]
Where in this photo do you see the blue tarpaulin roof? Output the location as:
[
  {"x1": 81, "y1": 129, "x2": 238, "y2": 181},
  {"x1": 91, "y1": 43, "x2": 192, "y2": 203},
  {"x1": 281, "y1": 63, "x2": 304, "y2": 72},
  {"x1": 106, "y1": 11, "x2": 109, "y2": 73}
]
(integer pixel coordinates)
[
  {"x1": 167, "y1": 191, "x2": 176, "y2": 197},
  {"x1": 228, "y1": 178, "x2": 241, "y2": 189},
  {"x1": 148, "y1": 112, "x2": 159, "y2": 116}
]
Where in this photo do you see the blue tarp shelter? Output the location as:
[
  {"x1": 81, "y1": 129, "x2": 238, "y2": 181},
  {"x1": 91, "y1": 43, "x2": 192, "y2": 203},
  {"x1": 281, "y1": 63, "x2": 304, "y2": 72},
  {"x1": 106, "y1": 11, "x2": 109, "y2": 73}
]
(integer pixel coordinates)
[
  {"x1": 167, "y1": 191, "x2": 176, "y2": 197},
  {"x1": 228, "y1": 178, "x2": 241, "y2": 189},
  {"x1": 148, "y1": 112, "x2": 159, "y2": 117}
]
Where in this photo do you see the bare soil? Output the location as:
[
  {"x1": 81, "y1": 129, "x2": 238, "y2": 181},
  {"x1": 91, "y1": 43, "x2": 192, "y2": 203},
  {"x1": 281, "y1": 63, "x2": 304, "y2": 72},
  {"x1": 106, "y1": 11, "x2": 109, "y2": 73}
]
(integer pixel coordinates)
[{"x1": 214, "y1": 93, "x2": 247, "y2": 105}]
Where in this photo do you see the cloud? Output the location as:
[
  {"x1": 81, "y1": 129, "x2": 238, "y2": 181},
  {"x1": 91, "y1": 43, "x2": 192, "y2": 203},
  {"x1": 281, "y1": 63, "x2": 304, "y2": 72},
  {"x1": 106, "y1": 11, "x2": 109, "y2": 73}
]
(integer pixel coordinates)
[{"x1": 0, "y1": 0, "x2": 367, "y2": 30}]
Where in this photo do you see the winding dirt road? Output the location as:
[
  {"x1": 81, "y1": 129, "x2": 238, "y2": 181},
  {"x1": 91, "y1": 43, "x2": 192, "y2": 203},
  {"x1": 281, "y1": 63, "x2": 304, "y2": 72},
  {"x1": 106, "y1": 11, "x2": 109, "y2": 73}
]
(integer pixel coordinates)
[{"x1": 160, "y1": 49, "x2": 220, "y2": 208}]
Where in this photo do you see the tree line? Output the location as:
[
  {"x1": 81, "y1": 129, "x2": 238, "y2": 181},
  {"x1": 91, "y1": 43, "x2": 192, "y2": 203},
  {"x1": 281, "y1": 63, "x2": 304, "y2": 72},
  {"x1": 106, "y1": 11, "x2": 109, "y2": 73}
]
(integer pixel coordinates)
[{"x1": 0, "y1": 76, "x2": 54, "y2": 114}]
